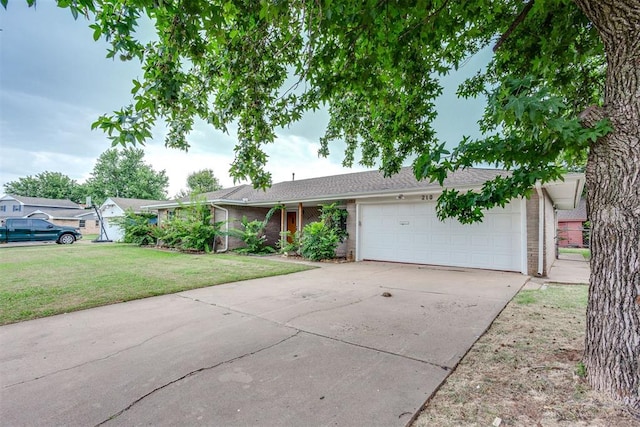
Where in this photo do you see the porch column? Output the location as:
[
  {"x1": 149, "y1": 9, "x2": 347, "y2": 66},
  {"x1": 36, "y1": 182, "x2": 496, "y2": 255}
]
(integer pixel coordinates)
[
  {"x1": 280, "y1": 207, "x2": 286, "y2": 248},
  {"x1": 298, "y1": 203, "x2": 303, "y2": 235}
]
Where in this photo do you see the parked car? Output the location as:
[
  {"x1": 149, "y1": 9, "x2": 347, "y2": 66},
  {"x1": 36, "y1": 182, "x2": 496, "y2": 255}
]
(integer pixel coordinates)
[{"x1": 0, "y1": 218, "x2": 82, "y2": 244}]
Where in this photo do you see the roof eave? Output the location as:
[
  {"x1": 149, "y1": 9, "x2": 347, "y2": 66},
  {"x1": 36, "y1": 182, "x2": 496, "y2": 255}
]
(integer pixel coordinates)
[
  {"x1": 211, "y1": 183, "x2": 489, "y2": 207},
  {"x1": 542, "y1": 173, "x2": 585, "y2": 210}
]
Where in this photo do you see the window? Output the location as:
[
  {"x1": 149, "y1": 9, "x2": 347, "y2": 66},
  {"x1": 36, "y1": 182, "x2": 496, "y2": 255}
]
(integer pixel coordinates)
[
  {"x1": 95, "y1": 220, "x2": 100, "y2": 227},
  {"x1": 0, "y1": 205, "x2": 5, "y2": 212},
  {"x1": 79, "y1": 220, "x2": 86, "y2": 228},
  {"x1": 11, "y1": 219, "x2": 28, "y2": 228},
  {"x1": 12, "y1": 205, "x2": 21, "y2": 212},
  {"x1": 31, "y1": 219, "x2": 53, "y2": 230}
]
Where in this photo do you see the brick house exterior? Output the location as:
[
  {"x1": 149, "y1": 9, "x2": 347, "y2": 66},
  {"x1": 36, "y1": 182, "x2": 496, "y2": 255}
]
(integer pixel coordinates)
[
  {"x1": 557, "y1": 199, "x2": 588, "y2": 248},
  {"x1": 147, "y1": 168, "x2": 583, "y2": 276}
]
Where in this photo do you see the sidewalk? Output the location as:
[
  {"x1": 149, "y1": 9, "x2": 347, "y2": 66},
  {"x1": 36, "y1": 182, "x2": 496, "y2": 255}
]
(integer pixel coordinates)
[
  {"x1": 523, "y1": 253, "x2": 590, "y2": 290},
  {"x1": 545, "y1": 253, "x2": 590, "y2": 285}
]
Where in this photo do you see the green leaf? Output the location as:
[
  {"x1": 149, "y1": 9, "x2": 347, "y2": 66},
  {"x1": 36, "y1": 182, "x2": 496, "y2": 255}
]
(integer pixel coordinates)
[{"x1": 90, "y1": 24, "x2": 102, "y2": 41}]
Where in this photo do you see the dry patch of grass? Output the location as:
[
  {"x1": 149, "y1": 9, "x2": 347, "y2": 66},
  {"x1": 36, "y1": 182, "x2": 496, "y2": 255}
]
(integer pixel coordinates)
[{"x1": 413, "y1": 284, "x2": 638, "y2": 427}]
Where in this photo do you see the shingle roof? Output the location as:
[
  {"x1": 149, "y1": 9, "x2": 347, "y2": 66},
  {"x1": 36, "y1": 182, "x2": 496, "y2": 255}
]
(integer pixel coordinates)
[
  {"x1": 27, "y1": 209, "x2": 96, "y2": 219},
  {"x1": 181, "y1": 167, "x2": 509, "y2": 205},
  {"x1": 557, "y1": 198, "x2": 587, "y2": 221},
  {"x1": 106, "y1": 197, "x2": 169, "y2": 213},
  {"x1": 2, "y1": 194, "x2": 81, "y2": 209},
  {"x1": 177, "y1": 185, "x2": 250, "y2": 203}
]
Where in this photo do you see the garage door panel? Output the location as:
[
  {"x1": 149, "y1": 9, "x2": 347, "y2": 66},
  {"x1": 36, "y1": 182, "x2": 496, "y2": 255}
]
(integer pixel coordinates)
[{"x1": 360, "y1": 201, "x2": 522, "y2": 272}]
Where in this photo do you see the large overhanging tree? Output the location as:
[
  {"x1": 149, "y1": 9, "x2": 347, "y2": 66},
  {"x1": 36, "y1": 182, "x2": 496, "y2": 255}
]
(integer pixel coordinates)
[{"x1": 7, "y1": 0, "x2": 638, "y2": 415}]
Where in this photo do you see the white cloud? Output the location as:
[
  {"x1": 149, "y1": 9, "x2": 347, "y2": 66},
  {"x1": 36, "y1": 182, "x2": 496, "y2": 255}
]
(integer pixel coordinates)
[
  {"x1": 0, "y1": 147, "x2": 94, "y2": 189},
  {"x1": 143, "y1": 143, "x2": 237, "y2": 197}
]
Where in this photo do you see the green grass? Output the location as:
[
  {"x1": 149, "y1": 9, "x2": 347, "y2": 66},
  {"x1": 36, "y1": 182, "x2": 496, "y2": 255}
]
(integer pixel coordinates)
[
  {"x1": 515, "y1": 284, "x2": 588, "y2": 310},
  {"x1": 559, "y1": 247, "x2": 591, "y2": 260},
  {"x1": 0, "y1": 244, "x2": 314, "y2": 325}
]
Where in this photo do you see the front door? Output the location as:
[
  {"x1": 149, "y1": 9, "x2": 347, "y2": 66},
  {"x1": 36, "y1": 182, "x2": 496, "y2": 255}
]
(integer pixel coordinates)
[{"x1": 286, "y1": 212, "x2": 297, "y2": 243}]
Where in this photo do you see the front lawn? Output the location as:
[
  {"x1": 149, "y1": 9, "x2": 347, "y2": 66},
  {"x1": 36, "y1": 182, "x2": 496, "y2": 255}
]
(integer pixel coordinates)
[
  {"x1": 414, "y1": 284, "x2": 635, "y2": 426},
  {"x1": 559, "y1": 247, "x2": 591, "y2": 260},
  {"x1": 0, "y1": 244, "x2": 313, "y2": 325}
]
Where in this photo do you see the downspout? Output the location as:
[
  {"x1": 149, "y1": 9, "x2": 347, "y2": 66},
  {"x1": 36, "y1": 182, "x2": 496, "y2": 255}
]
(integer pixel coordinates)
[
  {"x1": 535, "y1": 183, "x2": 544, "y2": 276},
  {"x1": 211, "y1": 204, "x2": 229, "y2": 253}
]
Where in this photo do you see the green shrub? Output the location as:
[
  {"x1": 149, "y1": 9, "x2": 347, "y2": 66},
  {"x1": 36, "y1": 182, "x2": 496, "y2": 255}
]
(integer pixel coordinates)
[
  {"x1": 319, "y1": 202, "x2": 348, "y2": 242},
  {"x1": 115, "y1": 210, "x2": 157, "y2": 245},
  {"x1": 300, "y1": 221, "x2": 340, "y2": 261},
  {"x1": 278, "y1": 230, "x2": 301, "y2": 254},
  {"x1": 227, "y1": 206, "x2": 281, "y2": 254},
  {"x1": 156, "y1": 197, "x2": 223, "y2": 253},
  {"x1": 299, "y1": 203, "x2": 348, "y2": 261},
  {"x1": 228, "y1": 216, "x2": 276, "y2": 254}
]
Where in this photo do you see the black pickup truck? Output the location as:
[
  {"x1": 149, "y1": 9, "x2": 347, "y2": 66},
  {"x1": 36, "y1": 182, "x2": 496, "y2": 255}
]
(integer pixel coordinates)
[{"x1": 0, "y1": 218, "x2": 82, "y2": 244}]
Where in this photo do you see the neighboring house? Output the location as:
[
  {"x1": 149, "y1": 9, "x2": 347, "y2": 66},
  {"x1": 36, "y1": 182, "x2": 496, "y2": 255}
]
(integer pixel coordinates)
[
  {"x1": 99, "y1": 197, "x2": 167, "y2": 242},
  {"x1": 557, "y1": 198, "x2": 588, "y2": 248},
  {"x1": 0, "y1": 194, "x2": 98, "y2": 234},
  {"x1": 146, "y1": 167, "x2": 584, "y2": 277},
  {"x1": 0, "y1": 194, "x2": 82, "y2": 217},
  {"x1": 25, "y1": 209, "x2": 100, "y2": 235}
]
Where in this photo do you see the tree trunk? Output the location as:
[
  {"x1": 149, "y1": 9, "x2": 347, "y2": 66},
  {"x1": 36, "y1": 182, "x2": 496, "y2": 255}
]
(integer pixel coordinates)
[{"x1": 575, "y1": 0, "x2": 640, "y2": 417}]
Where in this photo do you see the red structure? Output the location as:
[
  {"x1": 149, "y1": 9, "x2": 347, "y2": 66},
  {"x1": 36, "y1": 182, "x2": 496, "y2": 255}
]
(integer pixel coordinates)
[{"x1": 557, "y1": 198, "x2": 587, "y2": 247}]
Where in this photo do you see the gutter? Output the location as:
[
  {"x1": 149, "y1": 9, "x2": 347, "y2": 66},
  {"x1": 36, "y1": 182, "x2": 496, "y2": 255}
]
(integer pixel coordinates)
[
  {"x1": 211, "y1": 204, "x2": 229, "y2": 253},
  {"x1": 535, "y1": 182, "x2": 544, "y2": 276},
  {"x1": 211, "y1": 184, "x2": 488, "y2": 208},
  {"x1": 142, "y1": 182, "x2": 499, "y2": 210}
]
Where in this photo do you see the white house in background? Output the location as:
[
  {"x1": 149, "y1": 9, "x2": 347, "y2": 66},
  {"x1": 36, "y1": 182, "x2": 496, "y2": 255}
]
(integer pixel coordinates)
[{"x1": 99, "y1": 197, "x2": 167, "y2": 242}]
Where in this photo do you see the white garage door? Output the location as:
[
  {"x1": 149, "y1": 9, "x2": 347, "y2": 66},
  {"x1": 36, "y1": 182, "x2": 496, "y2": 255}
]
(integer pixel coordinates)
[{"x1": 359, "y1": 200, "x2": 523, "y2": 272}]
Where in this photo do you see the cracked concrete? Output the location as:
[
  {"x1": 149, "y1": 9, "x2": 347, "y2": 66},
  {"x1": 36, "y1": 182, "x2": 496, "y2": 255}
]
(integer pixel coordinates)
[
  {"x1": 97, "y1": 331, "x2": 302, "y2": 426},
  {"x1": 0, "y1": 261, "x2": 527, "y2": 426}
]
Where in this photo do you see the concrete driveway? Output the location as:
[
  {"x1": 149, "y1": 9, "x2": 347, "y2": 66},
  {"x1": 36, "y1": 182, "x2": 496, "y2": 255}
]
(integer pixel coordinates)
[{"x1": 0, "y1": 261, "x2": 527, "y2": 426}]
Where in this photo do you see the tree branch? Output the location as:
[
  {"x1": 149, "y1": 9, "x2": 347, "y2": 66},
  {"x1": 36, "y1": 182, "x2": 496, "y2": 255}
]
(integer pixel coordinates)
[
  {"x1": 578, "y1": 105, "x2": 606, "y2": 128},
  {"x1": 493, "y1": 0, "x2": 535, "y2": 52}
]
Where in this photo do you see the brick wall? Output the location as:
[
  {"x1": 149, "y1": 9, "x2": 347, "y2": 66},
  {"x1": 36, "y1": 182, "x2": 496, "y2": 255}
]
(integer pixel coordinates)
[
  {"x1": 526, "y1": 194, "x2": 540, "y2": 276},
  {"x1": 525, "y1": 191, "x2": 556, "y2": 276},
  {"x1": 344, "y1": 200, "x2": 357, "y2": 260},
  {"x1": 544, "y1": 190, "x2": 557, "y2": 275},
  {"x1": 224, "y1": 206, "x2": 282, "y2": 250},
  {"x1": 79, "y1": 219, "x2": 100, "y2": 235},
  {"x1": 302, "y1": 206, "x2": 321, "y2": 227}
]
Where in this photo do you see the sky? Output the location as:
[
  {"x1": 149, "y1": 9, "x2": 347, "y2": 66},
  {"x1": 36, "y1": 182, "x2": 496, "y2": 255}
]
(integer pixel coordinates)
[{"x1": 0, "y1": 2, "x2": 491, "y2": 197}]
